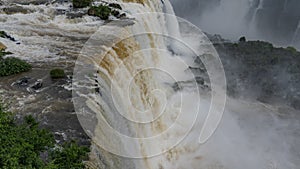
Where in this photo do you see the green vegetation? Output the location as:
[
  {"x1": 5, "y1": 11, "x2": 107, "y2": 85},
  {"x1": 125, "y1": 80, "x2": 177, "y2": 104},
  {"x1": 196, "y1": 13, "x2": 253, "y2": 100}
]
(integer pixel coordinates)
[
  {"x1": 72, "y1": 0, "x2": 93, "y2": 8},
  {"x1": 50, "y1": 68, "x2": 65, "y2": 79},
  {"x1": 286, "y1": 46, "x2": 298, "y2": 54},
  {"x1": 88, "y1": 5, "x2": 112, "y2": 20},
  {"x1": 0, "y1": 105, "x2": 90, "y2": 169},
  {"x1": 50, "y1": 141, "x2": 89, "y2": 169},
  {"x1": 0, "y1": 50, "x2": 31, "y2": 77},
  {"x1": 87, "y1": 2, "x2": 124, "y2": 20}
]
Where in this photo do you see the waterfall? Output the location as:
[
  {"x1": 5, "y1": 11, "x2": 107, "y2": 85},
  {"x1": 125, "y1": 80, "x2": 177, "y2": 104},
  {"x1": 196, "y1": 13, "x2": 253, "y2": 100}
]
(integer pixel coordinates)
[
  {"x1": 291, "y1": 21, "x2": 300, "y2": 46},
  {"x1": 162, "y1": 0, "x2": 183, "y2": 54},
  {"x1": 73, "y1": 0, "x2": 226, "y2": 168},
  {"x1": 248, "y1": 0, "x2": 264, "y2": 36},
  {"x1": 251, "y1": 0, "x2": 264, "y2": 23}
]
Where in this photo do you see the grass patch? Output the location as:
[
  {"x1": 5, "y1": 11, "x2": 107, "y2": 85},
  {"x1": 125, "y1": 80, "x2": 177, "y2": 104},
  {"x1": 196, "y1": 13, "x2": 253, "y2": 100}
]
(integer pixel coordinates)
[{"x1": 0, "y1": 50, "x2": 31, "y2": 77}]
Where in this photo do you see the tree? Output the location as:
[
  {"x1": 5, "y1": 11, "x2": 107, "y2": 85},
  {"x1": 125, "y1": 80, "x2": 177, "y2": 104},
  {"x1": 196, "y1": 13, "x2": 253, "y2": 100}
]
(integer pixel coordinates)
[
  {"x1": 0, "y1": 105, "x2": 90, "y2": 169},
  {"x1": 239, "y1": 36, "x2": 246, "y2": 42}
]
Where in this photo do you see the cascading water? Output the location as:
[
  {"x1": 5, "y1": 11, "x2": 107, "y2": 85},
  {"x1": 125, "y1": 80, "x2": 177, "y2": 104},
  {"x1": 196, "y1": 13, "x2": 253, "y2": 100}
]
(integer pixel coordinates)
[
  {"x1": 292, "y1": 21, "x2": 300, "y2": 46},
  {"x1": 248, "y1": 0, "x2": 263, "y2": 35},
  {"x1": 73, "y1": 1, "x2": 300, "y2": 169},
  {"x1": 73, "y1": 0, "x2": 226, "y2": 168}
]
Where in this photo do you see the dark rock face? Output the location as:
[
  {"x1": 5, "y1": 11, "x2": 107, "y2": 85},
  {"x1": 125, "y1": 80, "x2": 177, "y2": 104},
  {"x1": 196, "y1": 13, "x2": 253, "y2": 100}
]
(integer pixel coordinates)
[
  {"x1": 2, "y1": 5, "x2": 31, "y2": 14},
  {"x1": 213, "y1": 39, "x2": 300, "y2": 110},
  {"x1": 5, "y1": 0, "x2": 50, "y2": 5}
]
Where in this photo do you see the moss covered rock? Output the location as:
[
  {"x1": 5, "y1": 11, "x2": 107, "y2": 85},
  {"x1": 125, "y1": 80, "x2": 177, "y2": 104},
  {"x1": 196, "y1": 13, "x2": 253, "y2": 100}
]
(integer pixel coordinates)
[
  {"x1": 72, "y1": 0, "x2": 92, "y2": 8},
  {"x1": 3, "y1": 5, "x2": 30, "y2": 14}
]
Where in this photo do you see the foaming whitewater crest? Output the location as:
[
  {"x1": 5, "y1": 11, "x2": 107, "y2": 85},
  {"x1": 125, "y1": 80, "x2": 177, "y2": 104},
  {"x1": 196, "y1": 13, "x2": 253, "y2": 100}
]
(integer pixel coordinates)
[{"x1": 0, "y1": 2, "x2": 102, "y2": 62}]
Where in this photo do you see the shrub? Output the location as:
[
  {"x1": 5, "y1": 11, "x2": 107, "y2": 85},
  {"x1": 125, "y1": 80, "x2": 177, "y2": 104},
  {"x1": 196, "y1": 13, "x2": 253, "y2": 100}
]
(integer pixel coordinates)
[
  {"x1": 72, "y1": 0, "x2": 92, "y2": 8},
  {"x1": 50, "y1": 141, "x2": 90, "y2": 168},
  {"x1": 239, "y1": 36, "x2": 246, "y2": 42},
  {"x1": 50, "y1": 68, "x2": 66, "y2": 79},
  {"x1": 88, "y1": 5, "x2": 112, "y2": 20},
  {"x1": 287, "y1": 46, "x2": 297, "y2": 54},
  {"x1": 0, "y1": 54, "x2": 32, "y2": 77},
  {"x1": 0, "y1": 105, "x2": 90, "y2": 168}
]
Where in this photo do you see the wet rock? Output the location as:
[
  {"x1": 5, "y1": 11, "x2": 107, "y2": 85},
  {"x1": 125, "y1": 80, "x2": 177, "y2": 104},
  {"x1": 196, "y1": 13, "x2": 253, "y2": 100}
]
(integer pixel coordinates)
[
  {"x1": 31, "y1": 79, "x2": 43, "y2": 90},
  {"x1": 108, "y1": 3, "x2": 122, "y2": 10},
  {"x1": 67, "y1": 11, "x2": 86, "y2": 19},
  {"x1": 3, "y1": 5, "x2": 31, "y2": 14},
  {"x1": 6, "y1": 0, "x2": 50, "y2": 5},
  {"x1": 111, "y1": 10, "x2": 120, "y2": 18},
  {"x1": 195, "y1": 77, "x2": 205, "y2": 85},
  {"x1": 0, "y1": 31, "x2": 16, "y2": 42},
  {"x1": 119, "y1": 13, "x2": 126, "y2": 18},
  {"x1": 72, "y1": 0, "x2": 92, "y2": 8},
  {"x1": 172, "y1": 82, "x2": 182, "y2": 92},
  {"x1": 16, "y1": 77, "x2": 30, "y2": 86},
  {"x1": 0, "y1": 42, "x2": 6, "y2": 50}
]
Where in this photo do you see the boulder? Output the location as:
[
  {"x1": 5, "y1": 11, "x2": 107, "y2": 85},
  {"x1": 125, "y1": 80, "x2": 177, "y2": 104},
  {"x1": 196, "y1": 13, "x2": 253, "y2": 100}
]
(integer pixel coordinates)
[
  {"x1": 31, "y1": 79, "x2": 43, "y2": 90},
  {"x1": 5, "y1": 0, "x2": 49, "y2": 5},
  {"x1": 16, "y1": 77, "x2": 31, "y2": 86}
]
